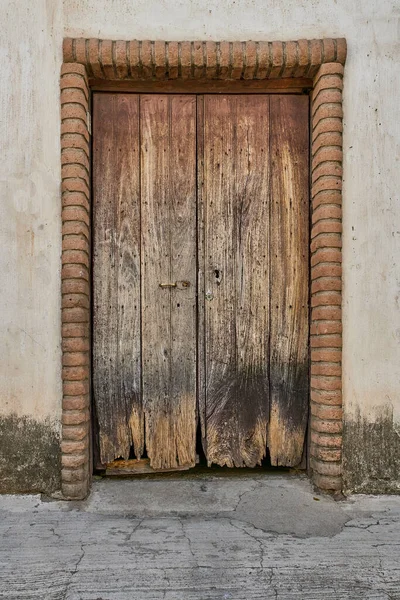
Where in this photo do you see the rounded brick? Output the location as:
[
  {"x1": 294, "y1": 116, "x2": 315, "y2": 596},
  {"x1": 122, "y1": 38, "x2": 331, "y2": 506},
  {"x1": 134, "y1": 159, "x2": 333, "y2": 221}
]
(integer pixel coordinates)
[
  {"x1": 311, "y1": 403, "x2": 343, "y2": 420},
  {"x1": 62, "y1": 409, "x2": 90, "y2": 425},
  {"x1": 311, "y1": 389, "x2": 342, "y2": 406},
  {"x1": 311, "y1": 233, "x2": 341, "y2": 253},
  {"x1": 294, "y1": 39, "x2": 309, "y2": 77},
  {"x1": 62, "y1": 205, "x2": 89, "y2": 225},
  {"x1": 311, "y1": 376, "x2": 342, "y2": 391},
  {"x1": 62, "y1": 38, "x2": 74, "y2": 62},
  {"x1": 312, "y1": 472, "x2": 342, "y2": 492},
  {"x1": 63, "y1": 365, "x2": 89, "y2": 382},
  {"x1": 88, "y1": 38, "x2": 103, "y2": 78},
  {"x1": 62, "y1": 235, "x2": 90, "y2": 253},
  {"x1": 311, "y1": 278, "x2": 342, "y2": 294},
  {"x1": 63, "y1": 395, "x2": 89, "y2": 411},
  {"x1": 62, "y1": 425, "x2": 88, "y2": 441},
  {"x1": 62, "y1": 294, "x2": 89, "y2": 310},
  {"x1": 311, "y1": 430, "x2": 342, "y2": 448},
  {"x1": 308, "y1": 39, "x2": 323, "y2": 76},
  {"x1": 312, "y1": 162, "x2": 343, "y2": 184},
  {"x1": 62, "y1": 164, "x2": 89, "y2": 184},
  {"x1": 168, "y1": 41, "x2": 179, "y2": 79},
  {"x1": 62, "y1": 439, "x2": 88, "y2": 453},
  {"x1": 60, "y1": 75, "x2": 89, "y2": 99},
  {"x1": 310, "y1": 321, "x2": 342, "y2": 335},
  {"x1": 313, "y1": 73, "x2": 343, "y2": 101},
  {"x1": 312, "y1": 176, "x2": 342, "y2": 198},
  {"x1": 61, "y1": 467, "x2": 87, "y2": 483},
  {"x1": 316, "y1": 62, "x2": 345, "y2": 78},
  {"x1": 61, "y1": 62, "x2": 88, "y2": 79},
  {"x1": 311, "y1": 363, "x2": 341, "y2": 377},
  {"x1": 62, "y1": 338, "x2": 90, "y2": 353},
  {"x1": 312, "y1": 119, "x2": 343, "y2": 142},
  {"x1": 61, "y1": 482, "x2": 89, "y2": 500},
  {"x1": 62, "y1": 278, "x2": 90, "y2": 296},
  {"x1": 312, "y1": 132, "x2": 342, "y2": 156},
  {"x1": 312, "y1": 264, "x2": 342, "y2": 280},
  {"x1": 312, "y1": 306, "x2": 341, "y2": 322},
  {"x1": 311, "y1": 348, "x2": 341, "y2": 362},
  {"x1": 310, "y1": 457, "x2": 341, "y2": 477},
  {"x1": 62, "y1": 325, "x2": 89, "y2": 341},
  {"x1": 61, "y1": 88, "x2": 88, "y2": 110},
  {"x1": 312, "y1": 147, "x2": 343, "y2": 168},
  {"x1": 128, "y1": 40, "x2": 140, "y2": 78},
  {"x1": 313, "y1": 103, "x2": 343, "y2": 125},
  {"x1": 62, "y1": 265, "x2": 89, "y2": 281},
  {"x1": 311, "y1": 220, "x2": 342, "y2": 239},
  {"x1": 193, "y1": 42, "x2": 204, "y2": 79},
  {"x1": 310, "y1": 333, "x2": 342, "y2": 347},
  {"x1": 311, "y1": 248, "x2": 341, "y2": 266},
  {"x1": 115, "y1": 40, "x2": 128, "y2": 79},
  {"x1": 62, "y1": 177, "x2": 90, "y2": 198},
  {"x1": 154, "y1": 40, "x2": 167, "y2": 80},
  {"x1": 270, "y1": 41, "x2": 283, "y2": 78},
  {"x1": 61, "y1": 103, "x2": 87, "y2": 123},
  {"x1": 243, "y1": 41, "x2": 257, "y2": 80},
  {"x1": 256, "y1": 41, "x2": 270, "y2": 79},
  {"x1": 62, "y1": 307, "x2": 89, "y2": 324},
  {"x1": 61, "y1": 119, "x2": 89, "y2": 142},
  {"x1": 180, "y1": 41, "x2": 192, "y2": 79},
  {"x1": 63, "y1": 352, "x2": 89, "y2": 367},
  {"x1": 61, "y1": 453, "x2": 87, "y2": 469},
  {"x1": 336, "y1": 40, "x2": 347, "y2": 65},
  {"x1": 101, "y1": 39, "x2": 114, "y2": 79},
  {"x1": 62, "y1": 250, "x2": 89, "y2": 269},
  {"x1": 311, "y1": 444, "x2": 342, "y2": 462},
  {"x1": 62, "y1": 221, "x2": 90, "y2": 239},
  {"x1": 282, "y1": 40, "x2": 297, "y2": 77},
  {"x1": 141, "y1": 40, "x2": 153, "y2": 79},
  {"x1": 312, "y1": 89, "x2": 342, "y2": 115},
  {"x1": 62, "y1": 147, "x2": 90, "y2": 171}
]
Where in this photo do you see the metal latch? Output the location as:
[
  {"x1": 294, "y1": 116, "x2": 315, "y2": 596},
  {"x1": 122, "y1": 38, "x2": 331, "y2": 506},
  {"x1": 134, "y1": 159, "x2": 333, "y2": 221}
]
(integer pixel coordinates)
[{"x1": 159, "y1": 281, "x2": 191, "y2": 289}]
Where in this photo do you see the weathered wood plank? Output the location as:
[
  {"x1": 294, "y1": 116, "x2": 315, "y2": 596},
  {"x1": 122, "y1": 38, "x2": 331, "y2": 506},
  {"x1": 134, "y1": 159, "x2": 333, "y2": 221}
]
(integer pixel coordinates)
[
  {"x1": 268, "y1": 94, "x2": 310, "y2": 466},
  {"x1": 92, "y1": 93, "x2": 143, "y2": 464},
  {"x1": 140, "y1": 94, "x2": 197, "y2": 470},
  {"x1": 202, "y1": 95, "x2": 270, "y2": 467}
]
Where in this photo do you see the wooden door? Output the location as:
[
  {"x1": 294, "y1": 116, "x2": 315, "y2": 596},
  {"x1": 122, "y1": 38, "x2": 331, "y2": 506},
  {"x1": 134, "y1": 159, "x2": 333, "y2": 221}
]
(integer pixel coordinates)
[
  {"x1": 93, "y1": 93, "x2": 197, "y2": 470},
  {"x1": 93, "y1": 92, "x2": 309, "y2": 472}
]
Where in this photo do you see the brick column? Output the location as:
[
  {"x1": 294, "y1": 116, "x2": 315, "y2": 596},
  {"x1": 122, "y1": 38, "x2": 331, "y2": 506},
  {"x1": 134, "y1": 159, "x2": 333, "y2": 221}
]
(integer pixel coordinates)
[
  {"x1": 60, "y1": 63, "x2": 91, "y2": 499},
  {"x1": 310, "y1": 63, "x2": 344, "y2": 492}
]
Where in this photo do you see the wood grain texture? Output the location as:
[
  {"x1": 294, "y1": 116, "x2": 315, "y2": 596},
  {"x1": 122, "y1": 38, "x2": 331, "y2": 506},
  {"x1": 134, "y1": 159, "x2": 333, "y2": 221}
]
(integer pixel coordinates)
[
  {"x1": 201, "y1": 95, "x2": 270, "y2": 467},
  {"x1": 268, "y1": 94, "x2": 310, "y2": 466},
  {"x1": 140, "y1": 95, "x2": 197, "y2": 470},
  {"x1": 92, "y1": 93, "x2": 143, "y2": 464}
]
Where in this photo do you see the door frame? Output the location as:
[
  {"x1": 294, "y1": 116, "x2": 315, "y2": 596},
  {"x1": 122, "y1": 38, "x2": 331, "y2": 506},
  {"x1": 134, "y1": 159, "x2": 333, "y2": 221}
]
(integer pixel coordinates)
[{"x1": 60, "y1": 37, "x2": 346, "y2": 499}]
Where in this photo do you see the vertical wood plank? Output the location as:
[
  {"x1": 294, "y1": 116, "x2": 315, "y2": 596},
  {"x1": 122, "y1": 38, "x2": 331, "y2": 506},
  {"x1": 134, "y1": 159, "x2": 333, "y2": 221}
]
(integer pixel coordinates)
[
  {"x1": 269, "y1": 94, "x2": 310, "y2": 466},
  {"x1": 92, "y1": 93, "x2": 143, "y2": 464},
  {"x1": 141, "y1": 94, "x2": 197, "y2": 470},
  {"x1": 202, "y1": 95, "x2": 270, "y2": 467}
]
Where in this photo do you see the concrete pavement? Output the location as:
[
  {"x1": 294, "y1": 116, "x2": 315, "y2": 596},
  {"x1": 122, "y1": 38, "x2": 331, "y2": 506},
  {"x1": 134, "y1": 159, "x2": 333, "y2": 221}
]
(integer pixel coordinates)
[{"x1": 1, "y1": 473, "x2": 399, "y2": 599}]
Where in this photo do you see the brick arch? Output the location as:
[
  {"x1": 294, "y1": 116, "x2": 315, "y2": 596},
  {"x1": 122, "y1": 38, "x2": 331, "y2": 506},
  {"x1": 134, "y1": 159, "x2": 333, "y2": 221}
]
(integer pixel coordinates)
[{"x1": 60, "y1": 38, "x2": 346, "y2": 499}]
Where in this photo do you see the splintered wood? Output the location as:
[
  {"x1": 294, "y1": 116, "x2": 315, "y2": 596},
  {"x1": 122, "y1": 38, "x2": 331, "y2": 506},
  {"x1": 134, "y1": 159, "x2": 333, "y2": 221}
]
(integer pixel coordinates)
[{"x1": 92, "y1": 92, "x2": 309, "y2": 472}]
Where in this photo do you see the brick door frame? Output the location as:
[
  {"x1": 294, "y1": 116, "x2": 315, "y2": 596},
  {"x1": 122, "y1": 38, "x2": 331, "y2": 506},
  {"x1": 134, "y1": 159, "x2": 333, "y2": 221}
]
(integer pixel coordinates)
[{"x1": 60, "y1": 38, "x2": 346, "y2": 499}]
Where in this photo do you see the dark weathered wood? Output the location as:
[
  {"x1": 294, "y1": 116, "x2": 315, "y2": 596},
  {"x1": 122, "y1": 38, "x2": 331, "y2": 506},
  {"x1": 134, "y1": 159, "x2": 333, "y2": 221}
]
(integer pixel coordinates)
[
  {"x1": 92, "y1": 93, "x2": 143, "y2": 464},
  {"x1": 89, "y1": 78, "x2": 313, "y2": 94},
  {"x1": 268, "y1": 94, "x2": 310, "y2": 466},
  {"x1": 201, "y1": 95, "x2": 270, "y2": 467},
  {"x1": 140, "y1": 95, "x2": 197, "y2": 470}
]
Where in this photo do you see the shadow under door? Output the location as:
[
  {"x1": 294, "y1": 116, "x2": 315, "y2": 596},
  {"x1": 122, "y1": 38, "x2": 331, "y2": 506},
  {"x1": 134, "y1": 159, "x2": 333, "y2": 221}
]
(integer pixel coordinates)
[{"x1": 92, "y1": 92, "x2": 309, "y2": 473}]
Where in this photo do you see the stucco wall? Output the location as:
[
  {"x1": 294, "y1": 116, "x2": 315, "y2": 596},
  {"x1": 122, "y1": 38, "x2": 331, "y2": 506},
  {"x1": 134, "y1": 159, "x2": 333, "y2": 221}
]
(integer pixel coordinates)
[
  {"x1": 0, "y1": 0, "x2": 63, "y2": 493},
  {"x1": 1, "y1": 0, "x2": 399, "y2": 493}
]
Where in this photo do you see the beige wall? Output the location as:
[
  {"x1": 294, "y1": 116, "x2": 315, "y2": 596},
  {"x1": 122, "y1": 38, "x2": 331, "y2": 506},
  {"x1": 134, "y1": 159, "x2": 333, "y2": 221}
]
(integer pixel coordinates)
[
  {"x1": 1, "y1": 0, "x2": 399, "y2": 492},
  {"x1": 0, "y1": 0, "x2": 63, "y2": 421}
]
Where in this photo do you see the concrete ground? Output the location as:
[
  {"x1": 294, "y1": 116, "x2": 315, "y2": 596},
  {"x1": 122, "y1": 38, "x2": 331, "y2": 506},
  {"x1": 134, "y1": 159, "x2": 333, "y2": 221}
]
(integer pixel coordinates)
[{"x1": 1, "y1": 473, "x2": 400, "y2": 599}]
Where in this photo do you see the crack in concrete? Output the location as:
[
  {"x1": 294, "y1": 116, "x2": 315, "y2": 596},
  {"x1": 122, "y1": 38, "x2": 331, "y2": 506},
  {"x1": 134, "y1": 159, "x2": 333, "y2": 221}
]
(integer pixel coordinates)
[{"x1": 61, "y1": 543, "x2": 86, "y2": 600}]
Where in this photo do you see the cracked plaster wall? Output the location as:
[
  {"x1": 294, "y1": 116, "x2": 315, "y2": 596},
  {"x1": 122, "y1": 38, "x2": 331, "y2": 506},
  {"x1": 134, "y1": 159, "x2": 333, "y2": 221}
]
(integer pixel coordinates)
[{"x1": 0, "y1": 0, "x2": 399, "y2": 493}]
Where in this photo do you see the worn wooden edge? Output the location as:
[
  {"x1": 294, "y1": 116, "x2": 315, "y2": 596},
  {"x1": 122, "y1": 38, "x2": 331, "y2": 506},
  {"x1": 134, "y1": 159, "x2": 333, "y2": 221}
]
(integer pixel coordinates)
[{"x1": 103, "y1": 458, "x2": 196, "y2": 476}]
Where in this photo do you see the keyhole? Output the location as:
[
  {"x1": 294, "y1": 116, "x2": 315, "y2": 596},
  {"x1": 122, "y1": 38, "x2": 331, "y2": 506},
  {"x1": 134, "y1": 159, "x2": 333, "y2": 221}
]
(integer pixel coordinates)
[{"x1": 214, "y1": 269, "x2": 222, "y2": 285}]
